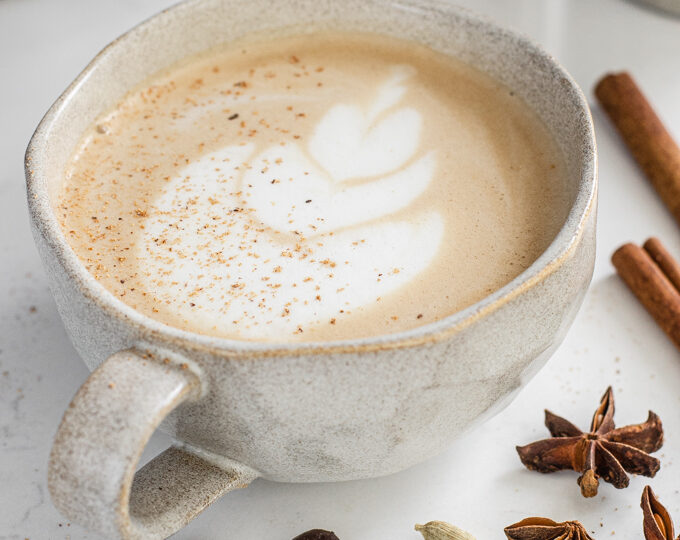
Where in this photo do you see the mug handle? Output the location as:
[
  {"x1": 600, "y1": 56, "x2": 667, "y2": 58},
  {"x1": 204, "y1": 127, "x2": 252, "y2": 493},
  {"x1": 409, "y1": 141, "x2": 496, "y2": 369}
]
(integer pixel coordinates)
[{"x1": 48, "y1": 349, "x2": 258, "y2": 540}]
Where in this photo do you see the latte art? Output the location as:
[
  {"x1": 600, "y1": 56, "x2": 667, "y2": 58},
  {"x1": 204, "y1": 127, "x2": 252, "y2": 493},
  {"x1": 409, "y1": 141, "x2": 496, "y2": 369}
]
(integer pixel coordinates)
[
  {"x1": 140, "y1": 65, "x2": 441, "y2": 337},
  {"x1": 309, "y1": 65, "x2": 424, "y2": 182},
  {"x1": 57, "y1": 32, "x2": 570, "y2": 341},
  {"x1": 247, "y1": 66, "x2": 435, "y2": 235}
]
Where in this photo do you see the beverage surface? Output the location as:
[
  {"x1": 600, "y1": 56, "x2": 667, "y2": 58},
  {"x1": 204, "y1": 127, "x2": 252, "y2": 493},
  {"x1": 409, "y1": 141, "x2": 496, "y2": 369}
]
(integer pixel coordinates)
[{"x1": 56, "y1": 31, "x2": 570, "y2": 342}]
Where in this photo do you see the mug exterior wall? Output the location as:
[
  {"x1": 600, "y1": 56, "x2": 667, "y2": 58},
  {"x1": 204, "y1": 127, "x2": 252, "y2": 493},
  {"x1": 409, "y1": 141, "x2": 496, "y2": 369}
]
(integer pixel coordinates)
[
  {"x1": 26, "y1": 0, "x2": 597, "y2": 483},
  {"x1": 30, "y1": 202, "x2": 595, "y2": 482}
]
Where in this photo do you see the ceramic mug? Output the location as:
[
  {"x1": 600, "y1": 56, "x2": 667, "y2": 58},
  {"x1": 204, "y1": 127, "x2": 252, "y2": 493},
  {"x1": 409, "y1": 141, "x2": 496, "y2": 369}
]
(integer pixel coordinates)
[{"x1": 25, "y1": 0, "x2": 597, "y2": 538}]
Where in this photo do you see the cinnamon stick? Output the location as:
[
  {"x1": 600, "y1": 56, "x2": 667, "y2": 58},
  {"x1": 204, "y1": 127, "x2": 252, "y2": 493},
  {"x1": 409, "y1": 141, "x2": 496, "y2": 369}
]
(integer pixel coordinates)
[
  {"x1": 644, "y1": 237, "x2": 680, "y2": 292},
  {"x1": 612, "y1": 240, "x2": 680, "y2": 349},
  {"x1": 595, "y1": 72, "x2": 680, "y2": 226}
]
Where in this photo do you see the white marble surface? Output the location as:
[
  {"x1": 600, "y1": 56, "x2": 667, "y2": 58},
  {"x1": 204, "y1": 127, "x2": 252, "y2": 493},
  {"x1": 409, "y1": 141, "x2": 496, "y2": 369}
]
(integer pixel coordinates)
[{"x1": 1, "y1": 0, "x2": 680, "y2": 538}]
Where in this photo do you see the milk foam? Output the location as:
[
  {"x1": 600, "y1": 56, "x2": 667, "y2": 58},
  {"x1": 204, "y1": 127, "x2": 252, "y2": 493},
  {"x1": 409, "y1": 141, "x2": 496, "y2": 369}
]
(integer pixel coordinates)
[
  {"x1": 58, "y1": 31, "x2": 570, "y2": 342},
  {"x1": 139, "y1": 67, "x2": 443, "y2": 337}
]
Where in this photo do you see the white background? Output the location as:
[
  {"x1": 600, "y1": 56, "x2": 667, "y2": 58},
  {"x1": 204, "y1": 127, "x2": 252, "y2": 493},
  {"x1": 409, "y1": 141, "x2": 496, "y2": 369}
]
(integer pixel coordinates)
[{"x1": 2, "y1": 0, "x2": 680, "y2": 538}]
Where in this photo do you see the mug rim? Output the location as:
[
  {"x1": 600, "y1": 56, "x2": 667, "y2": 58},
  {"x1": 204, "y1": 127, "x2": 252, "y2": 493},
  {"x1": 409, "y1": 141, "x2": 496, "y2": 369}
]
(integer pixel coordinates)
[{"x1": 25, "y1": 0, "x2": 597, "y2": 358}]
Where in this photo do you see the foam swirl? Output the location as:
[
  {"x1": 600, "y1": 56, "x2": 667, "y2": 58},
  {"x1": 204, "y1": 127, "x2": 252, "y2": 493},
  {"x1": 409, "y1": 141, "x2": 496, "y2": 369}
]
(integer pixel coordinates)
[{"x1": 138, "y1": 66, "x2": 443, "y2": 338}]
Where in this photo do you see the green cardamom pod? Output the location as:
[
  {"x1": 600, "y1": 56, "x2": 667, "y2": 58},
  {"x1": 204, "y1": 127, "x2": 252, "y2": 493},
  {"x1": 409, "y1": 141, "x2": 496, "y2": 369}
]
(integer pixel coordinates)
[{"x1": 415, "y1": 521, "x2": 476, "y2": 540}]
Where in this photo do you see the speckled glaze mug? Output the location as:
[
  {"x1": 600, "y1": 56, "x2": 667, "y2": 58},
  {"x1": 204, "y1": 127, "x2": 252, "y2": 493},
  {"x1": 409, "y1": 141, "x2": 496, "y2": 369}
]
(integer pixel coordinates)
[{"x1": 25, "y1": 1, "x2": 597, "y2": 538}]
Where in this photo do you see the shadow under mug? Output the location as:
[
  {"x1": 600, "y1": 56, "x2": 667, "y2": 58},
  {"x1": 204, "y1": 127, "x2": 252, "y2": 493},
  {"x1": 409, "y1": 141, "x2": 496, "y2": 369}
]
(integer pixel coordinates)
[{"x1": 25, "y1": 0, "x2": 597, "y2": 538}]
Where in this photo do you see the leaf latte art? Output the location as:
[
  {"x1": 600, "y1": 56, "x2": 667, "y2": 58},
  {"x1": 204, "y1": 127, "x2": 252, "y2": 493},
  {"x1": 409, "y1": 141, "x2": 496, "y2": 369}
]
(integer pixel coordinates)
[{"x1": 140, "y1": 66, "x2": 441, "y2": 337}]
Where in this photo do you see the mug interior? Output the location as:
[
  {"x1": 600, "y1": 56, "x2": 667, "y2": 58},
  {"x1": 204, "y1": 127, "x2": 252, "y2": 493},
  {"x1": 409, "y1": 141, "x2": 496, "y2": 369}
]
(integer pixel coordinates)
[{"x1": 26, "y1": 0, "x2": 596, "y2": 352}]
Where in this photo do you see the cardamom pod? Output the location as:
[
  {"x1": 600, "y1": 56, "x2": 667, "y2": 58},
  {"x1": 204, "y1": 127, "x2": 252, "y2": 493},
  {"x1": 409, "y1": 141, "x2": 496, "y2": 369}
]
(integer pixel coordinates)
[{"x1": 415, "y1": 521, "x2": 476, "y2": 540}]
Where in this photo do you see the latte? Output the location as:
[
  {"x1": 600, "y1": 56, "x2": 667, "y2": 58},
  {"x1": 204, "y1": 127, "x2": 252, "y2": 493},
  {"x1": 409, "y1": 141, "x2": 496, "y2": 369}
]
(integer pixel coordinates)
[{"x1": 56, "y1": 31, "x2": 570, "y2": 341}]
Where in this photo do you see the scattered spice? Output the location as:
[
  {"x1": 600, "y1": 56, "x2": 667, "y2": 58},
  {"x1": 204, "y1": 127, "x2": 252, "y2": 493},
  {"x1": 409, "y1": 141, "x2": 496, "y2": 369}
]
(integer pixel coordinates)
[
  {"x1": 612, "y1": 238, "x2": 680, "y2": 350},
  {"x1": 228, "y1": 113, "x2": 239, "y2": 120},
  {"x1": 516, "y1": 387, "x2": 663, "y2": 497},
  {"x1": 504, "y1": 518, "x2": 594, "y2": 540},
  {"x1": 291, "y1": 530, "x2": 339, "y2": 540},
  {"x1": 415, "y1": 520, "x2": 476, "y2": 540},
  {"x1": 642, "y1": 485, "x2": 677, "y2": 540}
]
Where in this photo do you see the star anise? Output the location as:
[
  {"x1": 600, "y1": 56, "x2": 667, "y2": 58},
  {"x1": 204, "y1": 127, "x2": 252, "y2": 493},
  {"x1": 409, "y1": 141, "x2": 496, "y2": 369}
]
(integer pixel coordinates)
[
  {"x1": 516, "y1": 387, "x2": 663, "y2": 497},
  {"x1": 642, "y1": 486, "x2": 678, "y2": 540},
  {"x1": 504, "y1": 517, "x2": 594, "y2": 540}
]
